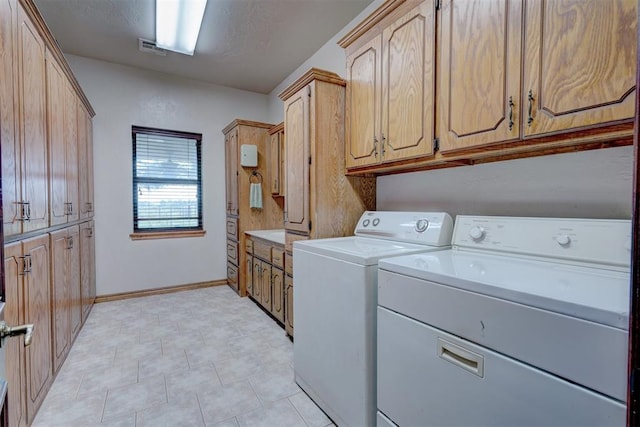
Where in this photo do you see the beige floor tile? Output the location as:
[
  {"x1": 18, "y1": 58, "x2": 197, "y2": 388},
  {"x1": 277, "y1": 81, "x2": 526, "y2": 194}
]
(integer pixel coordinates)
[
  {"x1": 249, "y1": 364, "x2": 301, "y2": 403},
  {"x1": 198, "y1": 380, "x2": 262, "y2": 425},
  {"x1": 185, "y1": 342, "x2": 235, "y2": 368},
  {"x1": 32, "y1": 389, "x2": 107, "y2": 426},
  {"x1": 288, "y1": 392, "x2": 333, "y2": 427},
  {"x1": 138, "y1": 350, "x2": 189, "y2": 380},
  {"x1": 165, "y1": 364, "x2": 222, "y2": 403},
  {"x1": 113, "y1": 340, "x2": 163, "y2": 364},
  {"x1": 137, "y1": 394, "x2": 205, "y2": 426},
  {"x1": 77, "y1": 360, "x2": 139, "y2": 397},
  {"x1": 236, "y1": 398, "x2": 307, "y2": 427},
  {"x1": 100, "y1": 413, "x2": 137, "y2": 427},
  {"x1": 212, "y1": 417, "x2": 240, "y2": 427},
  {"x1": 213, "y1": 354, "x2": 263, "y2": 385},
  {"x1": 102, "y1": 374, "x2": 167, "y2": 420}
]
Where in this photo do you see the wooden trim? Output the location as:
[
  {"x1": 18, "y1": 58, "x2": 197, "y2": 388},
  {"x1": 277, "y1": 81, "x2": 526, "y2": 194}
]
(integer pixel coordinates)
[
  {"x1": 278, "y1": 68, "x2": 346, "y2": 101},
  {"x1": 268, "y1": 122, "x2": 285, "y2": 135},
  {"x1": 129, "y1": 230, "x2": 206, "y2": 240},
  {"x1": 222, "y1": 119, "x2": 275, "y2": 135},
  {"x1": 19, "y1": 0, "x2": 95, "y2": 116},
  {"x1": 337, "y1": 0, "x2": 407, "y2": 48},
  {"x1": 94, "y1": 280, "x2": 226, "y2": 303}
]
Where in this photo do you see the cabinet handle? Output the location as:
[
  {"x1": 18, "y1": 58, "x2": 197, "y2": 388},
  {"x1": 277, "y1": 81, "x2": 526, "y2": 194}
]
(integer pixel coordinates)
[
  {"x1": 87, "y1": 227, "x2": 94, "y2": 238},
  {"x1": 86, "y1": 202, "x2": 93, "y2": 212},
  {"x1": 0, "y1": 321, "x2": 34, "y2": 347},
  {"x1": 508, "y1": 96, "x2": 514, "y2": 131},
  {"x1": 373, "y1": 136, "x2": 378, "y2": 158},
  {"x1": 19, "y1": 255, "x2": 31, "y2": 275},
  {"x1": 527, "y1": 90, "x2": 534, "y2": 126},
  {"x1": 66, "y1": 236, "x2": 74, "y2": 249},
  {"x1": 381, "y1": 134, "x2": 386, "y2": 155}
]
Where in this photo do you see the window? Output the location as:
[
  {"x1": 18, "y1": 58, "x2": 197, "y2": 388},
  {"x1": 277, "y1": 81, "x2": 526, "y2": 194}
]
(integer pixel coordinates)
[{"x1": 132, "y1": 126, "x2": 203, "y2": 235}]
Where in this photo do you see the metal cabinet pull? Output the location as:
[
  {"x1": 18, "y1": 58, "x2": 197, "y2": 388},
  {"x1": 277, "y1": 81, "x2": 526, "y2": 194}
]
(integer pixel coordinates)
[
  {"x1": 508, "y1": 96, "x2": 514, "y2": 131},
  {"x1": 0, "y1": 321, "x2": 34, "y2": 347},
  {"x1": 66, "y1": 236, "x2": 74, "y2": 249},
  {"x1": 19, "y1": 255, "x2": 32, "y2": 275},
  {"x1": 373, "y1": 136, "x2": 378, "y2": 158},
  {"x1": 527, "y1": 90, "x2": 534, "y2": 126},
  {"x1": 381, "y1": 133, "x2": 386, "y2": 155}
]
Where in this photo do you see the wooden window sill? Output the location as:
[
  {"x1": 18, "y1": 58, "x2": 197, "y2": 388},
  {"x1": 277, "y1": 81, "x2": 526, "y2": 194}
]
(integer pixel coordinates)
[{"x1": 130, "y1": 230, "x2": 206, "y2": 241}]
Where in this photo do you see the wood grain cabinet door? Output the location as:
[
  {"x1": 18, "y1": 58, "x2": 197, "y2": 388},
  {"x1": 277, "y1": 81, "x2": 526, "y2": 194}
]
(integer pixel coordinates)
[
  {"x1": 64, "y1": 86, "x2": 79, "y2": 222},
  {"x1": 271, "y1": 267, "x2": 285, "y2": 323},
  {"x1": 224, "y1": 128, "x2": 239, "y2": 216},
  {"x1": 261, "y1": 261, "x2": 272, "y2": 311},
  {"x1": 46, "y1": 54, "x2": 67, "y2": 226},
  {"x1": 4, "y1": 242, "x2": 27, "y2": 427},
  {"x1": 380, "y1": 0, "x2": 435, "y2": 162},
  {"x1": 18, "y1": 5, "x2": 48, "y2": 233},
  {"x1": 245, "y1": 254, "x2": 253, "y2": 296},
  {"x1": 50, "y1": 229, "x2": 70, "y2": 374},
  {"x1": 269, "y1": 130, "x2": 282, "y2": 195},
  {"x1": 1, "y1": 0, "x2": 22, "y2": 237},
  {"x1": 345, "y1": 35, "x2": 382, "y2": 169},
  {"x1": 284, "y1": 274, "x2": 294, "y2": 337},
  {"x1": 438, "y1": 0, "x2": 523, "y2": 153},
  {"x1": 78, "y1": 103, "x2": 94, "y2": 219},
  {"x1": 252, "y1": 258, "x2": 262, "y2": 301},
  {"x1": 22, "y1": 234, "x2": 52, "y2": 423},
  {"x1": 523, "y1": 0, "x2": 636, "y2": 137},
  {"x1": 80, "y1": 221, "x2": 95, "y2": 323},
  {"x1": 283, "y1": 87, "x2": 310, "y2": 234},
  {"x1": 68, "y1": 226, "x2": 81, "y2": 340}
]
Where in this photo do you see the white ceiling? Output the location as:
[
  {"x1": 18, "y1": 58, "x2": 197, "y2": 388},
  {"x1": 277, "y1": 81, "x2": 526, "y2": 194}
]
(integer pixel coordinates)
[{"x1": 34, "y1": 0, "x2": 373, "y2": 94}]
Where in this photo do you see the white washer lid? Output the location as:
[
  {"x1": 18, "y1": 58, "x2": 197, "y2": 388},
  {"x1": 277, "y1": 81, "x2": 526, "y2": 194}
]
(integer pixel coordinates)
[
  {"x1": 379, "y1": 250, "x2": 630, "y2": 330},
  {"x1": 294, "y1": 236, "x2": 446, "y2": 266}
]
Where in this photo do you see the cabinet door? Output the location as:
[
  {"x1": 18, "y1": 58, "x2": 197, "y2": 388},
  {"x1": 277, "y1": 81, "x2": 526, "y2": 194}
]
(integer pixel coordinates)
[
  {"x1": 46, "y1": 54, "x2": 67, "y2": 226},
  {"x1": 245, "y1": 254, "x2": 254, "y2": 295},
  {"x1": 284, "y1": 274, "x2": 294, "y2": 337},
  {"x1": 68, "y1": 226, "x2": 81, "y2": 339},
  {"x1": 345, "y1": 35, "x2": 382, "y2": 169},
  {"x1": 261, "y1": 261, "x2": 272, "y2": 311},
  {"x1": 18, "y1": 5, "x2": 48, "y2": 233},
  {"x1": 22, "y1": 234, "x2": 52, "y2": 422},
  {"x1": 438, "y1": 0, "x2": 522, "y2": 153},
  {"x1": 269, "y1": 131, "x2": 281, "y2": 195},
  {"x1": 380, "y1": 0, "x2": 435, "y2": 162},
  {"x1": 284, "y1": 87, "x2": 310, "y2": 234},
  {"x1": 271, "y1": 267, "x2": 284, "y2": 323},
  {"x1": 50, "y1": 229, "x2": 70, "y2": 374},
  {"x1": 1, "y1": 0, "x2": 22, "y2": 237},
  {"x1": 65, "y1": 86, "x2": 79, "y2": 222},
  {"x1": 5, "y1": 242, "x2": 27, "y2": 427},
  {"x1": 80, "y1": 221, "x2": 95, "y2": 323},
  {"x1": 523, "y1": 0, "x2": 636, "y2": 137},
  {"x1": 252, "y1": 258, "x2": 262, "y2": 301},
  {"x1": 224, "y1": 128, "x2": 239, "y2": 216},
  {"x1": 78, "y1": 103, "x2": 94, "y2": 219}
]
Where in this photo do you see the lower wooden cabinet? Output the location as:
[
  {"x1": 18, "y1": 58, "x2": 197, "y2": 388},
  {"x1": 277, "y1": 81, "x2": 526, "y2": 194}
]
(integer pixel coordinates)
[
  {"x1": 5, "y1": 235, "x2": 53, "y2": 424},
  {"x1": 285, "y1": 274, "x2": 294, "y2": 337},
  {"x1": 80, "y1": 220, "x2": 95, "y2": 322},
  {"x1": 50, "y1": 226, "x2": 80, "y2": 374},
  {"x1": 272, "y1": 268, "x2": 285, "y2": 324}
]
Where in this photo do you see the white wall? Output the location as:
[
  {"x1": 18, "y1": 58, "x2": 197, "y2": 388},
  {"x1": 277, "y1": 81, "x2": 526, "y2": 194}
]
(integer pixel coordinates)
[
  {"x1": 66, "y1": 55, "x2": 270, "y2": 296},
  {"x1": 267, "y1": 0, "x2": 633, "y2": 220}
]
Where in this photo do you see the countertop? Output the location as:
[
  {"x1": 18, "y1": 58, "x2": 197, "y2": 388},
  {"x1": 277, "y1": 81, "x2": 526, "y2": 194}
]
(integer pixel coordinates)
[{"x1": 245, "y1": 229, "x2": 285, "y2": 245}]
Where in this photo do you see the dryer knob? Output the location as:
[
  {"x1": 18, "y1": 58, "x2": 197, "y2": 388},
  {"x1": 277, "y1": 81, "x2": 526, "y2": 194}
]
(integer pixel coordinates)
[
  {"x1": 469, "y1": 226, "x2": 485, "y2": 241},
  {"x1": 415, "y1": 219, "x2": 429, "y2": 233},
  {"x1": 556, "y1": 234, "x2": 571, "y2": 247}
]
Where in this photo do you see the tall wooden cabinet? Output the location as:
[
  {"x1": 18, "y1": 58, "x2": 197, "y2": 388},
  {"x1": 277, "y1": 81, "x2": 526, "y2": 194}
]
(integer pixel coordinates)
[
  {"x1": 268, "y1": 123, "x2": 285, "y2": 197},
  {"x1": 223, "y1": 120, "x2": 284, "y2": 297},
  {"x1": 1, "y1": 1, "x2": 96, "y2": 425},
  {"x1": 279, "y1": 68, "x2": 376, "y2": 337},
  {"x1": 80, "y1": 221, "x2": 96, "y2": 322}
]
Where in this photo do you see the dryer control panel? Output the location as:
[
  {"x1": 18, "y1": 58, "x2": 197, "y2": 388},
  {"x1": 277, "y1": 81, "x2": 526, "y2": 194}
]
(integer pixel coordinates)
[
  {"x1": 354, "y1": 211, "x2": 454, "y2": 247},
  {"x1": 453, "y1": 216, "x2": 631, "y2": 267}
]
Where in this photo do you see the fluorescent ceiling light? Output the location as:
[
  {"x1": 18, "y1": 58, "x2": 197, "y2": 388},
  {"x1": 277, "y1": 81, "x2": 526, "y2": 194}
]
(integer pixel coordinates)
[{"x1": 156, "y1": 0, "x2": 207, "y2": 56}]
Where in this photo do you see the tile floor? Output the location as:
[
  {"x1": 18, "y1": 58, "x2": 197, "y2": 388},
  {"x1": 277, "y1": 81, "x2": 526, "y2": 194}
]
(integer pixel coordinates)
[{"x1": 33, "y1": 286, "x2": 333, "y2": 427}]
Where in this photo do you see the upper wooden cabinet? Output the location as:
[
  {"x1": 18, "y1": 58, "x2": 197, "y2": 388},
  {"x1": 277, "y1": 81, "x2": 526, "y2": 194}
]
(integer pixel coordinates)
[
  {"x1": 341, "y1": 0, "x2": 636, "y2": 174},
  {"x1": 224, "y1": 127, "x2": 239, "y2": 217},
  {"x1": 438, "y1": 0, "x2": 523, "y2": 153},
  {"x1": 268, "y1": 122, "x2": 285, "y2": 197},
  {"x1": 523, "y1": 0, "x2": 636, "y2": 137},
  {"x1": 78, "y1": 102, "x2": 94, "y2": 219},
  {"x1": 343, "y1": 0, "x2": 435, "y2": 169}
]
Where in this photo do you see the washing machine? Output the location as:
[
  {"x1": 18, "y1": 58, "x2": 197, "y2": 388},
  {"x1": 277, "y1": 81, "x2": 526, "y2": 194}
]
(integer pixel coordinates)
[
  {"x1": 377, "y1": 215, "x2": 631, "y2": 426},
  {"x1": 293, "y1": 211, "x2": 453, "y2": 427}
]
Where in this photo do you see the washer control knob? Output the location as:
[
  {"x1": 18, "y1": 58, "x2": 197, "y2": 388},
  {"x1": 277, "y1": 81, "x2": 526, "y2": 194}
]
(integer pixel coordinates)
[
  {"x1": 362, "y1": 219, "x2": 370, "y2": 227},
  {"x1": 556, "y1": 234, "x2": 571, "y2": 247},
  {"x1": 372, "y1": 218, "x2": 380, "y2": 227},
  {"x1": 469, "y1": 226, "x2": 485, "y2": 241},
  {"x1": 415, "y1": 219, "x2": 429, "y2": 233}
]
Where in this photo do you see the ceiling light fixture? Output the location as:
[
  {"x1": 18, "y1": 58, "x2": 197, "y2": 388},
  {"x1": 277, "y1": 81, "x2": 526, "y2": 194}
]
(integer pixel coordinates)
[{"x1": 155, "y1": 0, "x2": 208, "y2": 56}]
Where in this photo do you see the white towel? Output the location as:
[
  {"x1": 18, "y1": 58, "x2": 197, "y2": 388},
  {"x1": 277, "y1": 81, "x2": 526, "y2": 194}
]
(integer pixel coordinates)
[{"x1": 249, "y1": 183, "x2": 263, "y2": 209}]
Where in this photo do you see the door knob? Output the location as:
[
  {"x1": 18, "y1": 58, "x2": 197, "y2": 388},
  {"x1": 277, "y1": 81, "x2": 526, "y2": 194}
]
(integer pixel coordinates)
[{"x1": 0, "y1": 321, "x2": 34, "y2": 347}]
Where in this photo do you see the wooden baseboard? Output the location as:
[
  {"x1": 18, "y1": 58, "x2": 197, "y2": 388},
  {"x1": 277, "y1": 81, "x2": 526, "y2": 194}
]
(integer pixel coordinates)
[{"x1": 94, "y1": 279, "x2": 227, "y2": 303}]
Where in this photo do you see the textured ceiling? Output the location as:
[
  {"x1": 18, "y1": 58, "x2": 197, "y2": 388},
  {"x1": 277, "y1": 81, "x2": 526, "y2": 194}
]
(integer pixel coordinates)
[{"x1": 34, "y1": 0, "x2": 373, "y2": 94}]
